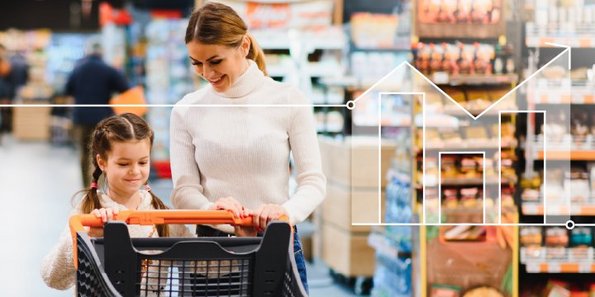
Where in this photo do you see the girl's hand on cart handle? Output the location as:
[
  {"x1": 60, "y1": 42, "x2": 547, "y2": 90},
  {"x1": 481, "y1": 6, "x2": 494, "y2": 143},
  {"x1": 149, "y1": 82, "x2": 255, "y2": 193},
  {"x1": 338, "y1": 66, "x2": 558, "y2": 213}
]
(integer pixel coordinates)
[
  {"x1": 252, "y1": 204, "x2": 288, "y2": 231},
  {"x1": 91, "y1": 208, "x2": 119, "y2": 223},
  {"x1": 210, "y1": 196, "x2": 249, "y2": 218},
  {"x1": 87, "y1": 208, "x2": 118, "y2": 237}
]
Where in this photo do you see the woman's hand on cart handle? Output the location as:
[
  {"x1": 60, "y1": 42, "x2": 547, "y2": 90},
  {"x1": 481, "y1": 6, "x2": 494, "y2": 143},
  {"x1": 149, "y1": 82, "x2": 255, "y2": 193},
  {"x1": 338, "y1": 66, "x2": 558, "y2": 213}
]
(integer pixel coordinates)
[
  {"x1": 251, "y1": 204, "x2": 288, "y2": 231},
  {"x1": 209, "y1": 196, "x2": 250, "y2": 218}
]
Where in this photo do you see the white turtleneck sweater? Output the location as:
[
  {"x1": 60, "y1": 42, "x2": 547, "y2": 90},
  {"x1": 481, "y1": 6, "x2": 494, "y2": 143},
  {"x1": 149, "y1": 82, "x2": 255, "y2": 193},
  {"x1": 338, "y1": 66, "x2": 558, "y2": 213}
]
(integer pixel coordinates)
[{"x1": 170, "y1": 60, "x2": 326, "y2": 226}]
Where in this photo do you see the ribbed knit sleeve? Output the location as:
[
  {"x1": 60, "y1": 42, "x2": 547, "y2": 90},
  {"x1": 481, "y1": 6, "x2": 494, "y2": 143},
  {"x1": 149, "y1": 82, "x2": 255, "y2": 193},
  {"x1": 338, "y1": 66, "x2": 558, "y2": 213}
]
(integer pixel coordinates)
[
  {"x1": 40, "y1": 225, "x2": 76, "y2": 290},
  {"x1": 282, "y1": 88, "x2": 327, "y2": 224},
  {"x1": 170, "y1": 99, "x2": 214, "y2": 211}
]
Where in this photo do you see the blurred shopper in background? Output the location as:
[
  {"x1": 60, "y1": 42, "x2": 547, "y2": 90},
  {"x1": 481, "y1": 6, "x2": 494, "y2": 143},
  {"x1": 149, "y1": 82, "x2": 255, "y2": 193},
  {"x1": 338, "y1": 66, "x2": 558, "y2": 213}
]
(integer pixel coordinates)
[
  {"x1": 0, "y1": 44, "x2": 13, "y2": 139},
  {"x1": 66, "y1": 39, "x2": 130, "y2": 187}
]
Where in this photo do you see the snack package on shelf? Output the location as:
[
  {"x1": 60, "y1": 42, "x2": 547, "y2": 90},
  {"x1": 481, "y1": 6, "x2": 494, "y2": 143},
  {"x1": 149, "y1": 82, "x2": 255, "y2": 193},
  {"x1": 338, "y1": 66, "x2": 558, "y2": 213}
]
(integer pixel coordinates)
[{"x1": 427, "y1": 227, "x2": 512, "y2": 294}]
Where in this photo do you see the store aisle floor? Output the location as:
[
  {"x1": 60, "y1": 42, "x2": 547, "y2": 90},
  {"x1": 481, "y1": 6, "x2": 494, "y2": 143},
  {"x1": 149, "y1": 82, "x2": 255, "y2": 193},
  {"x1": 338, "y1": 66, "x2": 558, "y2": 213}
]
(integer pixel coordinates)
[{"x1": 0, "y1": 136, "x2": 358, "y2": 297}]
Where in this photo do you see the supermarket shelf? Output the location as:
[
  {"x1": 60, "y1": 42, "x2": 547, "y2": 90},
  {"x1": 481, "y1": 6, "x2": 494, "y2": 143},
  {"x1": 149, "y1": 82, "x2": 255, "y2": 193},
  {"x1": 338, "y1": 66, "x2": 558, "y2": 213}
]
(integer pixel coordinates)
[
  {"x1": 253, "y1": 27, "x2": 346, "y2": 51},
  {"x1": 521, "y1": 202, "x2": 595, "y2": 216},
  {"x1": 536, "y1": 150, "x2": 595, "y2": 161},
  {"x1": 440, "y1": 108, "x2": 519, "y2": 117},
  {"x1": 353, "y1": 114, "x2": 412, "y2": 127},
  {"x1": 351, "y1": 36, "x2": 411, "y2": 52},
  {"x1": 432, "y1": 73, "x2": 518, "y2": 86},
  {"x1": 525, "y1": 262, "x2": 595, "y2": 273},
  {"x1": 267, "y1": 64, "x2": 291, "y2": 77},
  {"x1": 526, "y1": 36, "x2": 595, "y2": 48},
  {"x1": 418, "y1": 177, "x2": 514, "y2": 188},
  {"x1": 530, "y1": 87, "x2": 595, "y2": 105},
  {"x1": 420, "y1": 143, "x2": 515, "y2": 151},
  {"x1": 525, "y1": 23, "x2": 595, "y2": 48},
  {"x1": 441, "y1": 177, "x2": 512, "y2": 186},
  {"x1": 305, "y1": 61, "x2": 343, "y2": 77},
  {"x1": 521, "y1": 247, "x2": 595, "y2": 273}
]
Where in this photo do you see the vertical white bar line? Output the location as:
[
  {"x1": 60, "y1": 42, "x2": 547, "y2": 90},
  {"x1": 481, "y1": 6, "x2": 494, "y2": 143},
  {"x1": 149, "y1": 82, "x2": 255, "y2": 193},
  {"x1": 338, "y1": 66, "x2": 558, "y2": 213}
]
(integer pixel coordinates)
[
  {"x1": 438, "y1": 152, "x2": 442, "y2": 224},
  {"x1": 422, "y1": 93, "x2": 426, "y2": 224},
  {"x1": 543, "y1": 111, "x2": 547, "y2": 224},
  {"x1": 483, "y1": 152, "x2": 486, "y2": 224},
  {"x1": 378, "y1": 93, "x2": 383, "y2": 224},
  {"x1": 498, "y1": 111, "x2": 503, "y2": 224}
]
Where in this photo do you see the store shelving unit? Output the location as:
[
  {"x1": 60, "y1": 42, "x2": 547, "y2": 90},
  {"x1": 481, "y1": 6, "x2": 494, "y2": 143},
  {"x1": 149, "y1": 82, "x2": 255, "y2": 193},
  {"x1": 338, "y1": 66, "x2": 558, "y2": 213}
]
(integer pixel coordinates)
[
  {"x1": 518, "y1": 1, "x2": 595, "y2": 294},
  {"x1": 376, "y1": 1, "x2": 523, "y2": 296},
  {"x1": 144, "y1": 18, "x2": 196, "y2": 178}
]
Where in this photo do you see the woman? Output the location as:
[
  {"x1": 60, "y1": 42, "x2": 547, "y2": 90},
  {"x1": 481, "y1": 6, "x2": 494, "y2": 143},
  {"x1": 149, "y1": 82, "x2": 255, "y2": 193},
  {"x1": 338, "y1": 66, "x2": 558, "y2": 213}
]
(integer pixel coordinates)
[{"x1": 169, "y1": 2, "x2": 326, "y2": 293}]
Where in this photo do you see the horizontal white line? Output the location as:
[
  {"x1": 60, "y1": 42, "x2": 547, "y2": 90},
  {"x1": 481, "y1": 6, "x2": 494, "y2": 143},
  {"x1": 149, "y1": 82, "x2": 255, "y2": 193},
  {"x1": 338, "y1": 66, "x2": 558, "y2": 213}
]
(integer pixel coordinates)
[
  {"x1": 0, "y1": 103, "x2": 347, "y2": 108},
  {"x1": 352, "y1": 223, "x2": 568, "y2": 227}
]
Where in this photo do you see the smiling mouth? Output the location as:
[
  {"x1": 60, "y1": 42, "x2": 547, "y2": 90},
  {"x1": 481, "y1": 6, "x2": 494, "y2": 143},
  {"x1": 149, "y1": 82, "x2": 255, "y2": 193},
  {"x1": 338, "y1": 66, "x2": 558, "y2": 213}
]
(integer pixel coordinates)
[{"x1": 209, "y1": 76, "x2": 224, "y2": 84}]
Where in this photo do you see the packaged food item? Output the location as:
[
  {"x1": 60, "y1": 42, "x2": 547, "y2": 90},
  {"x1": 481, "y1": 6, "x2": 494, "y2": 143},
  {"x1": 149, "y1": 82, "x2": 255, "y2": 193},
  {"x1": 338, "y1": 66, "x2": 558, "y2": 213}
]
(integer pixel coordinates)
[
  {"x1": 460, "y1": 187, "x2": 478, "y2": 209},
  {"x1": 431, "y1": 284, "x2": 461, "y2": 297},
  {"x1": 441, "y1": 156, "x2": 459, "y2": 178},
  {"x1": 564, "y1": 170, "x2": 590, "y2": 203},
  {"x1": 520, "y1": 227, "x2": 542, "y2": 247},
  {"x1": 521, "y1": 188, "x2": 540, "y2": 201},
  {"x1": 460, "y1": 157, "x2": 479, "y2": 178},
  {"x1": 462, "y1": 286, "x2": 504, "y2": 297},
  {"x1": 545, "y1": 227, "x2": 569, "y2": 247},
  {"x1": 443, "y1": 225, "x2": 486, "y2": 241},
  {"x1": 570, "y1": 227, "x2": 592, "y2": 247}
]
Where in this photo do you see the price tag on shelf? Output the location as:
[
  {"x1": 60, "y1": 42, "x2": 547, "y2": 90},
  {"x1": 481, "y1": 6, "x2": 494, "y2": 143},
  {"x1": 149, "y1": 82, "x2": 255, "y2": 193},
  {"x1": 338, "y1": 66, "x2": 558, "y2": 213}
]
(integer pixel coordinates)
[
  {"x1": 548, "y1": 263, "x2": 561, "y2": 273},
  {"x1": 549, "y1": 94, "x2": 562, "y2": 104},
  {"x1": 523, "y1": 203, "x2": 539, "y2": 215},
  {"x1": 526, "y1": 263, "x2": 540, "y2": 273},
  {"x1": 432, "y1": 72, "x2": 449, "y2": 85},
  {"x1": 578, "y1": 263, "x2": 591, "y2": 273}
]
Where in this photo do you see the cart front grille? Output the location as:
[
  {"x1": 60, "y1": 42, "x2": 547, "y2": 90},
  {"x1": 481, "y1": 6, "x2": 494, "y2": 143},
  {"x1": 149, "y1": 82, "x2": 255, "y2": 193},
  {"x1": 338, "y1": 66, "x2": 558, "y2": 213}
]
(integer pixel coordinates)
[{"x1": 138, "y1": 258, "x2": 251, "y2": 297}]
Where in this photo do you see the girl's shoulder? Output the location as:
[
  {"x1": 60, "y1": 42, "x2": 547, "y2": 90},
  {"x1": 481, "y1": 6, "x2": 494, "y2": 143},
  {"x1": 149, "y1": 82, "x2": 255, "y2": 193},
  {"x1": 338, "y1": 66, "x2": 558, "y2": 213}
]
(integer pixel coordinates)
[{"x1": 138, "y1": 189, "x2": 158, "y2": 210}]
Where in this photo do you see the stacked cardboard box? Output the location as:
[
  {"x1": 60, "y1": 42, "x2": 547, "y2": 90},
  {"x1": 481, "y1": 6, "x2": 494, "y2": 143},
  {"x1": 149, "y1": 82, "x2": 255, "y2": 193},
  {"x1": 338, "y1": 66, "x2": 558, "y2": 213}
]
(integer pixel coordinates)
[
  {"x1": 317, "y1": 136, "x2": 395, "y2": 277},
  {"x1": 13, "y1": 101, "x2": 50, "y2": 141}
]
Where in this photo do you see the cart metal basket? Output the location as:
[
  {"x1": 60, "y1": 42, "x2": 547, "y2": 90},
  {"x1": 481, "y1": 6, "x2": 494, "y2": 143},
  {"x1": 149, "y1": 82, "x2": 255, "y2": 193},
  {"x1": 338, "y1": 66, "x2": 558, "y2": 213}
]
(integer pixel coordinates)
[{"x1": 69, "y1": 210, "x2": 307, "y2": 297}]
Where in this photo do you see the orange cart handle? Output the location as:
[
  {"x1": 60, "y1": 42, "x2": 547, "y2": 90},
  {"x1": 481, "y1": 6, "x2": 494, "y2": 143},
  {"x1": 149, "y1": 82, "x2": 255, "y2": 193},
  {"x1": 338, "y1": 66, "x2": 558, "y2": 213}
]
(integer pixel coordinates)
[{"x1": 69, "y1": 209, "x2": 288, "y2": 269}]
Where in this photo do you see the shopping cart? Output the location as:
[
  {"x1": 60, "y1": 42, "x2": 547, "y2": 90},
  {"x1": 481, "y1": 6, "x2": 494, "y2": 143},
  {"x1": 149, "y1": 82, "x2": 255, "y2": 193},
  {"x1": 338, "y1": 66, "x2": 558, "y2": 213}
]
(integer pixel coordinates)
[{"x1": 69, "y1": 210, "x2": 308, "y2": 297}]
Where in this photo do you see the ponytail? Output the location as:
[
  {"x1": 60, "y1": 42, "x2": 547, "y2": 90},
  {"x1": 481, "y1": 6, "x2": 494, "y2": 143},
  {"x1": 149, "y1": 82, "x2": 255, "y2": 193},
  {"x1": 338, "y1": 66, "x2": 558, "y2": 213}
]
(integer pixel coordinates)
[
  {"x1": 79, "y1": 166, "x2": 103, "y2": 214},
  {"x1": 246, "y1": 33, "x2": 267, "y2": 76}
]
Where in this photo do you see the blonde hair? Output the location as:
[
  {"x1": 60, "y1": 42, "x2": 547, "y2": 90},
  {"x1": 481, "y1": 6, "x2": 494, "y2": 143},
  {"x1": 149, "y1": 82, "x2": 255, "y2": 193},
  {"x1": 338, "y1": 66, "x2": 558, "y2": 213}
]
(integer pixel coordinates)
[{"x1": 185, "y1": 2, "x2": 267, "y2": 75}]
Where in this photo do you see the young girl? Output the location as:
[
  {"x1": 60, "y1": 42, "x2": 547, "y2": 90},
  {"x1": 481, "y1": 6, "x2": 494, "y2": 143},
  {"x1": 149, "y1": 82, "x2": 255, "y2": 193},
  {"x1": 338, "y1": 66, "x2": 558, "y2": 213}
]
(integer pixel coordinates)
[{"x1": 41, "y1": 113, "x2": 192, "y2": 291}]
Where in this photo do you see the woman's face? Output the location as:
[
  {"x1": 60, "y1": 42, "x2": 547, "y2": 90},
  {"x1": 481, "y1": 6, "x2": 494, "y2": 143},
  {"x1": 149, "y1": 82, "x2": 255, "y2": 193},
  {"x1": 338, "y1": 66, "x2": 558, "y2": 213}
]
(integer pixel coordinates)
[{"x1": 187, "y1": 37, "x2": 250, "y2": 93}]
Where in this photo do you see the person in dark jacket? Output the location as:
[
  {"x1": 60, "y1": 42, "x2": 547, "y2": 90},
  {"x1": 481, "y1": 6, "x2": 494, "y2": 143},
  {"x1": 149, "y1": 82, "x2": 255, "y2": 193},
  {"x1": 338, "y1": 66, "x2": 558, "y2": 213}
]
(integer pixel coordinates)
[
  {"x1": 66, "y1": 39, "x2": 130, "y2": 187},
  {"x1": 0, "y1": 43, "x2": 13, "y2": 136}
]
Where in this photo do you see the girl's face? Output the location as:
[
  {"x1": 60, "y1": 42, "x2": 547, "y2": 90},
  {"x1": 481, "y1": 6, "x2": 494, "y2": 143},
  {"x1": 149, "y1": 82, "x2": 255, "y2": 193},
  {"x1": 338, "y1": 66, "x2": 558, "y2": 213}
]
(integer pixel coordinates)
[
  {"x1": 97, "y1": 139, "x2": 151, "y2": 199},
  {"x1": 186, "y1": 37, "x2": 250, "y2": 93}
]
